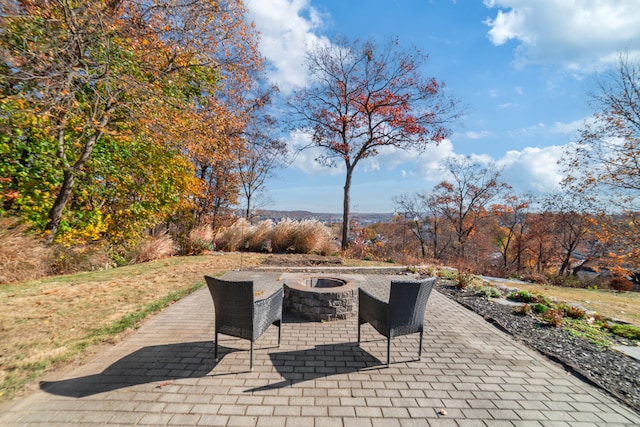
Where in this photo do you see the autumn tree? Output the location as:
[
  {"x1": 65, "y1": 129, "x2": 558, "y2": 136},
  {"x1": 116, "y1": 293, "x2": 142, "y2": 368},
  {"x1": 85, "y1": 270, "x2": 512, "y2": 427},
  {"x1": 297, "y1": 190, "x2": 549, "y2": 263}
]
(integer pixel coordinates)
[
  {"x1": 430, "y1": 157, "x2": 510, "y2": 261},
  {"x1": 187, "y1": 50, "x2": 274, "y2": 231},
  {"x1": 542, "y1": 192, "x2": 599, "y2": 276},
  {"x1": 0, "y1": 0, "x2": 262, "y2": 243},
  {"x1": 491, "y1": 194, "x2": 531, "y2": 273},
  {"x1": 288, "y1": 37, "x2": 459, "y2": 249},
  {"x1": 193, "y1": 157, "x2": 238, "y2": 230},
  {"x1": 563, "y1": 54, "x2": 640, "y2": 210},
  {"x1": 393, "y1": 194, "x2": 430, "y2": 259},
  {"x1": 524, "y1": 211, "x2": 557, "y2": 274},
  {"x1": 236, "y1": 88, "x2": 287, "y2": 220},
  {"x1": 562, "y1": 54, "x2": 640, "y2": 270},
  {"x1": 393, "y1": 192, "x2": 451, "y2": 260}
]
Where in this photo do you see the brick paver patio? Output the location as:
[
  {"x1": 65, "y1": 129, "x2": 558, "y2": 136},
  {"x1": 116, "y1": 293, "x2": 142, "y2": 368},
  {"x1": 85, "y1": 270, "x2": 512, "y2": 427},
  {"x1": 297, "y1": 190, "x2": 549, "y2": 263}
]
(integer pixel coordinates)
[{"x1": 1, "y1": 270, "x2": 639, "y2": 426}]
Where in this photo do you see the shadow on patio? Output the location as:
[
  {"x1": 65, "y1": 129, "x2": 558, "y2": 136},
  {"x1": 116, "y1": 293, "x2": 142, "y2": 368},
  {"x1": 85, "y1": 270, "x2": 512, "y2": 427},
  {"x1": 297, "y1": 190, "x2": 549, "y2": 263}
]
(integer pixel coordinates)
[
  {"x1": 39, "y1": 341, "x2": 224, "y2": 398},
  {"x1": 245, "y1": 342, "x2": 382, "y2": 392}
]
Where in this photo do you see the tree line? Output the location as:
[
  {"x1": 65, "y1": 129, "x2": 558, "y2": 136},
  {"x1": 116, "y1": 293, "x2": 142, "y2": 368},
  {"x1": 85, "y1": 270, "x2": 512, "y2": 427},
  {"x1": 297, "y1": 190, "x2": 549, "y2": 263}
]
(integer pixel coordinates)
[{"x1": 375, "y1": 158, "x2": 636, "y2": 283}]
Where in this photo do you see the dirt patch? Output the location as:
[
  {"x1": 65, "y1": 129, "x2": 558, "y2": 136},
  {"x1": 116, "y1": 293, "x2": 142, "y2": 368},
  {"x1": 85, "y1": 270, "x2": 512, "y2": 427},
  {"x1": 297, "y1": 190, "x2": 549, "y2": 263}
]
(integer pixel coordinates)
[
  {"x1": 262, "y1": 253, "x2": 343, "y2": 266},
  {"x1": 435, "y1": 281, "x2": 640, "y2": 414}
]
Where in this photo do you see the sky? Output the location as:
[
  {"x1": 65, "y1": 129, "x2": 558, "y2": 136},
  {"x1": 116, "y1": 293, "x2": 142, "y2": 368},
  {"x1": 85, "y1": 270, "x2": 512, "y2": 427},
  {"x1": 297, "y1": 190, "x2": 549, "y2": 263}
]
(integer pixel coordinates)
[{"x1": 244, "y1": 0, "x2": 640, "y2": 214}]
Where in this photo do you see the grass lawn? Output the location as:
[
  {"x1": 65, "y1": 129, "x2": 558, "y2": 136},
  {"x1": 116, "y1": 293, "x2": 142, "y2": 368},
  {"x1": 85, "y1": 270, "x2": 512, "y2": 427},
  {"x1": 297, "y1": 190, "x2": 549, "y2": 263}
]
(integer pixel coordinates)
[{"x1": 0, "y1": 253, "x2": 267, "y2": 402}]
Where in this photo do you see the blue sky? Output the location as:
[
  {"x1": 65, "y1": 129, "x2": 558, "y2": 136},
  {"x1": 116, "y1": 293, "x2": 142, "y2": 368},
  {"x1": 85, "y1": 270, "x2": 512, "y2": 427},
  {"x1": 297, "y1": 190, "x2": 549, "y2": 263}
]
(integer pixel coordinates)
[{"x1": 245, "y1": 0, "x2": 640, "y2": 213}]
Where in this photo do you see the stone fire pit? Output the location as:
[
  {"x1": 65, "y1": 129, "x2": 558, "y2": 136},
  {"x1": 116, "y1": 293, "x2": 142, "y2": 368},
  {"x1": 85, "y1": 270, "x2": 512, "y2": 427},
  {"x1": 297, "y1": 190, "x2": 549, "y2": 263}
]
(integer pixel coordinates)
[{"x1": 283, "y1": 276, "x2": 357, "y2": 321}]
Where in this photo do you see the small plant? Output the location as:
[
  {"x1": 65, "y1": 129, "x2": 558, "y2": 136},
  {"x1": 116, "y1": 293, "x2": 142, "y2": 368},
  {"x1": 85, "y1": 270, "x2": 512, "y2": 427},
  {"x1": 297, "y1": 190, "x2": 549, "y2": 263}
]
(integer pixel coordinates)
[
  {"x1": 507, "y1": 290, "x2": 535, "y2": 303},
  {"x1": 437, "y1": 269, "x2": 457, "y2": 280},
  {"x1": 542, "y1": 309, "x2": 563, "y2": 327},
  {"x1": 603, "y1": 323, "x2": 640, "y2": 341},
  {"x1": 187, "y1": 225, "x2": 214, "y2": 255},
  {"x1": 513, "y1": 303, "x2": 532, "y2": 316},
  {"x1": 531, "y1": 293, "x2": 552, "y2": 306},
  {"x1": 477, "y1": 286, "x2": 502, "y2": 298},
  {"x1": 507, "y1": 289, "x2": 553, "y2": 306},
  {"x1": 558, "y1": 303, "x2": 586, "y2": 319},
  {"x1": 564, "y1": 318, "x2": 613, "y2": 347},
  {"x1": 190, "y1": 238, "x2": 214, "y2": 254},
  {"x1": 455, "y1": 271, "x2": 474, "y2": 288},
  {"x1": 531, "y1": 303, "x2": 550, "y2": 314}
]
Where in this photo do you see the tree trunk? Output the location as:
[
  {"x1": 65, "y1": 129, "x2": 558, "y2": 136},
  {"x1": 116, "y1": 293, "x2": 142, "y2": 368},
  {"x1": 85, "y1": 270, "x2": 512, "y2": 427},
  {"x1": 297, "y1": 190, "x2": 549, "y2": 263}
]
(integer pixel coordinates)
[
  {"x1": 44, "y1": 107, "x2": 110, "y2": 243},
  {"x1": 432, "y1": 219, "x2": 439, "y2": 259},
  {"x1": 44, "y1": 170, "x2": 76, "y2": 243},
  {"x1": 245, "y1": 194, "x2": 252, "y2": 221},
  {"x1": 341, "y1": 169, "x2": 353, "y2": 250},
  {"x1": 559, "y1": 252, "x2": 571, "y2": 276}
]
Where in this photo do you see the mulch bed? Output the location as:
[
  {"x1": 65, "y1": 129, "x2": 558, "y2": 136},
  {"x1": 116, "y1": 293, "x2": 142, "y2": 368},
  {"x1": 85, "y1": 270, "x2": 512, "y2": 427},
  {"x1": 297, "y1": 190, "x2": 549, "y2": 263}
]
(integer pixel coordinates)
[{"x1": 434, "y1": 281, "x2": 640, "y2": 414}]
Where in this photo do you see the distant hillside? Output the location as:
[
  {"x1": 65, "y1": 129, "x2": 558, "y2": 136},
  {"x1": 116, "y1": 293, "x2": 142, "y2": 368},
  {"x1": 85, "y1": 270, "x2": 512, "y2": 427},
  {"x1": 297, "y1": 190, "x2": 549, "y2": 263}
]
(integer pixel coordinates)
[{"x1": 256, "y1": 210, "x2": 395, "y2": 225}]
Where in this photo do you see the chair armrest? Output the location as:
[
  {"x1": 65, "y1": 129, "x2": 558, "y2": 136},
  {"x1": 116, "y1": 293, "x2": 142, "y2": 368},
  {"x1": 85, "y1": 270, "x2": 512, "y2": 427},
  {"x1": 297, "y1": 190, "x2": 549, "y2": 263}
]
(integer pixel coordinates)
[
  {"x1": 255, "y1": 287, "x2": 284, "y2": 309},
  {"x1": 358, "y1": 288, "x2": 389, "y2": 331},
  {"x1": 253, "y1": 287, "x2": 283, "y2": 339}
]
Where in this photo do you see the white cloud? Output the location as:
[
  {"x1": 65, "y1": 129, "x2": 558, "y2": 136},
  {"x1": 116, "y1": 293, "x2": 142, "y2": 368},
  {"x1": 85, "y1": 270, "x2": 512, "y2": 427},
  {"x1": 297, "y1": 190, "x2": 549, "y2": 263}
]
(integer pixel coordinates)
[
  {"x1": 287, "y1": 130, "x2": 344, "y2": 176},
  {"x1": 407, "y1": 143, "x2": 566, "y2": 195},
  {"x1": 465, "y1": 130, "x2": 490, "y2": 139},
  {"x1": 484, "y1": 0, "x2": 640, "y2": 72},
  {"x1": 246, "y1": 0, "x2": 331, "y2": 92},
  {"x1": 408, "y1": 140, "x2": 458, "y2": 182},
  {"x1": 497, "y1": 146, "x2": 565, "y2": 193},
  {"x1": 508, "y1": 122, "x2": 546, "y2": 137},
  {"x1": 551, "y1": 118, "x2": 587, "y2": 135}
]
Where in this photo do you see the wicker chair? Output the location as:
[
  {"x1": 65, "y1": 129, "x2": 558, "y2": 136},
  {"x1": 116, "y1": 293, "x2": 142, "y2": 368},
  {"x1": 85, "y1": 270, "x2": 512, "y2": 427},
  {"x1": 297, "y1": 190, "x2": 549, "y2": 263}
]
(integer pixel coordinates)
[
  {"x1": 357, "y1": 278, "x2": 435, "y2": 365},
  {"x1": 204, "y1": 276, "x2": 283, "y2": 371}
]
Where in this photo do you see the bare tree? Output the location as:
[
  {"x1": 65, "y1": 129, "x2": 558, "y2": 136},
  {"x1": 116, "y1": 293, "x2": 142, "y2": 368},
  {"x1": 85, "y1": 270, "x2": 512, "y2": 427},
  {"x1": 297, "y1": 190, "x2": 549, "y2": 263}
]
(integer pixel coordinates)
[
  {"x1": 393, "y1": 192, "x2": 451, "y2": 260},
  {"x1": 287, "y1": 37, "x2": 459, "y2": 249},
  {"x1": 543, "y1": 192, "x2": 598, "y2": 276},
  {"x1": 563, "y1": 53, "x2": 640, "y2": 210},
  {"x1": 430, "y1": 157, "x2": 510, "y2": 260},
  {"x1": 393, "y1": 194, "x2": 429, "y2": 259},
  {"x1": 491, "y1": 194, "x2": 531, "y2": 273},
  {"x1": 561, "y1": 53, "x2": 640, "y2": 271},
  {"x1": 237, "y1": 135, "x2": 287, "y2": 220}
]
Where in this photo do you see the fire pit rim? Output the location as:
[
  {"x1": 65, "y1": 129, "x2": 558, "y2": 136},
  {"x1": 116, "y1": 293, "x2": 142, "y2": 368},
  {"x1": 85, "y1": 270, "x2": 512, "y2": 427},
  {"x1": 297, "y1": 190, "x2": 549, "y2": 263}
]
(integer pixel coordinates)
[{"x1": 284, "y1": 275, "x2": 357, "y2": 293}]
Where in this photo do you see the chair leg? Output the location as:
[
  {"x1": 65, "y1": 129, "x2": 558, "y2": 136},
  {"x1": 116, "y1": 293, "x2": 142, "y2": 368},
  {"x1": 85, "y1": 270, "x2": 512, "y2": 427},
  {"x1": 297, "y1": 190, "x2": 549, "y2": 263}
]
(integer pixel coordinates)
[
  {"x1": 250, "y1": 341, "x2": 254, "y2": 372},
  {"x1": 386, "y1": 336, "x2": 391, "y2": 366},
  {"x1": 277, "y1": 321, "x2": 281, "y2": 348},
  {"x1": 357, "y1": 319, "x2": 361, "y2": 344},
  {"x1": 214, "y1": 331, "x2": 219, "y2": 362},
  {"x1": 418, "y1": 330, "x2": 424, "y2": 360}
]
